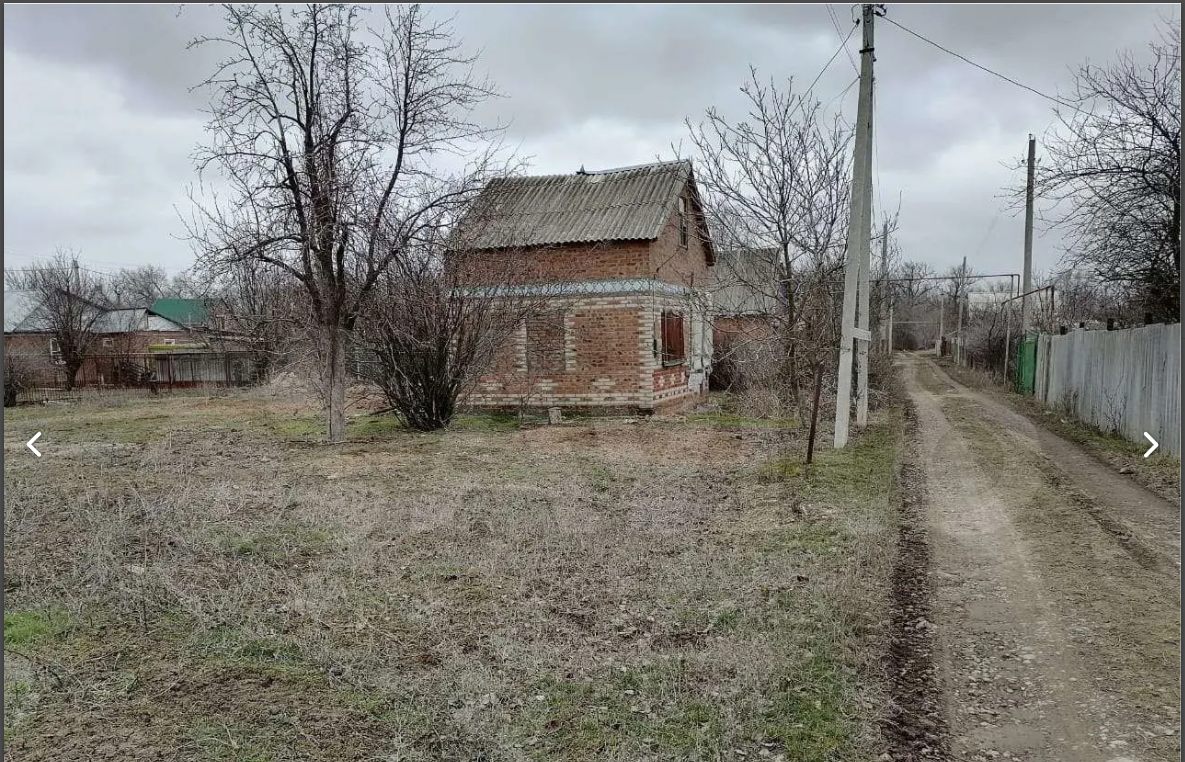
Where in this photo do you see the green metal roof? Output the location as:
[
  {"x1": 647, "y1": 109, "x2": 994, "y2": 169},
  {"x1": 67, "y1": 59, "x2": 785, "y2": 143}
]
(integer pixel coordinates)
[{"x1": 150, "y1": 298, "x2": 211, "y2": 326}]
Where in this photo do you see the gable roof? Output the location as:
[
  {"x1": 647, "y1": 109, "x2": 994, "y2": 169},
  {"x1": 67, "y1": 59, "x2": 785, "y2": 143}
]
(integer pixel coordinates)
[
  {"x1": 4, "y1": 290, "x2": 50, "y2": 333},
  {"x1": 456, "y1": 160, "x2": 714, "y2": 261},
  {"x1": 150, "y1": 298, "x2": 212, "y2": 327},
  {"x1": 93, "y1": 308, "x2": 187, "y2": 333},
  {"x1": 3, "y1": 292, "x2": 187, "y2": 334}
]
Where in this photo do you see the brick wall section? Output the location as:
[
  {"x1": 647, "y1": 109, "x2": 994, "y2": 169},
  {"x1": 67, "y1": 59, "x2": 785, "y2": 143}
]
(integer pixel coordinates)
[
  {"x1": 649, "y1": 190, "x2": 713, "y2": 288},
  {"x1": 456, "y1": 240, "x2": 652, "y2": 286},
  {"x1": 713, "y1": 315, "x2": 778, "y2": 350},
  {"x1": 469, "y1": 294, "x2": 651, "y2": 408}
]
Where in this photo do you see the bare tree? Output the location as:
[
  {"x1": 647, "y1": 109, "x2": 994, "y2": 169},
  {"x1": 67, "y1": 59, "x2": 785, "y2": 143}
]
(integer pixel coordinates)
[
  {"x1": 943, "y1": 259, "x2": 976, "y2": 305},
  {"x1": 354, "y1": 220, "x2": 556, "y2": 431},
  {"x1": 207, "y1": 259, "x2": 303, "y2": 382},
  {"x1": 107, "y1": 265, "x2": 172, "y2": 308},
  {"x1": 895, "y1": 260, "x2": 936, "y2": 306},
  {"x1": 187, "y1": 3, "x2": 507, "y2": 441},
  {"x1": 3, "y1": 348, "x2": 32, "y2": 407},
  {"x1": 20, "y1": 250, "x2": 109, "y2": 391},
  {"x1": 1019, "y1": 19, "x2": 1180, "y2": 321},
  {"x1": 685, "y1": 67, "x2": 853, "y2": 415}
]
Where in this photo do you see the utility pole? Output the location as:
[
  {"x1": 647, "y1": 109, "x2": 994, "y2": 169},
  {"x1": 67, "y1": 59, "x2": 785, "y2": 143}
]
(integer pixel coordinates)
[
  {"x1": 1021, "y1": 134, "x2": 1036, "y2": 335},
  {"x1": 937, "y1": 300, "x2": 944, "y2": 355},
  {"x1": 855, "y1": 87, "x2": 875, "y2": 430},
  {"x1": 955, "y1": 256, "x2": 966, "y2": 365},
  {"x1": 880, "y1": 220, "x2": 890, "y2": 354},
  {"x1": 833, "y1": 2, "x2": 877, "y2": 449}
]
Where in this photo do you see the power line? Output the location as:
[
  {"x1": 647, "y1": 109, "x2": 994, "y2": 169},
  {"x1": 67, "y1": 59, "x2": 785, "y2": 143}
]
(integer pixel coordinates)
[
  {"x1": 824, "y1": 75, "x2": 860, "y2": 112},
  {"x1": 826, "y1": 4, "x2": 860, "y2": 75},
  {"x1": 880, "y1": 15, "x2": 1088, "y2": 115},
  {"x1": 802, "y1": 14, "x2": 860, "y2": 102}
]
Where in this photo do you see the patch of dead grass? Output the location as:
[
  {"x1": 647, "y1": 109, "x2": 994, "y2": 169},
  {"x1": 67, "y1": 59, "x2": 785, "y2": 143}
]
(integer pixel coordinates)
[{"x1": 4, "y1": 389, "x2": 904, "y2": 760}]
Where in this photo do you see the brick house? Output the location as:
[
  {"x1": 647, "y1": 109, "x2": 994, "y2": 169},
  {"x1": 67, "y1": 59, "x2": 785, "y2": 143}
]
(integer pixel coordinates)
[
  {"x1": 453, "y1": 160, "x2": 717, "y2": 414},
  {"x1": 3, "y1": 290, "x2": 238, "y2": 390}
]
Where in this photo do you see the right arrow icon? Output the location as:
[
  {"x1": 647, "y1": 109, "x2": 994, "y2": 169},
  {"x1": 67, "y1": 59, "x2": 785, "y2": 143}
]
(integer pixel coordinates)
[{"x1": 1143, "y1": 432, "x2": 1159, "y2": 458}]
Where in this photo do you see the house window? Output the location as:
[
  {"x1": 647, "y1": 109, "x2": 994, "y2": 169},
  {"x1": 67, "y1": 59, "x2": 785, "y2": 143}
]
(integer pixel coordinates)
[
  {"x1": 660, "y1": 310, "x2": 685, "y2": 366},
  {"x1": 48, "y1": 338, "x2": 64, "y2": 365},
  {"x1": 677, "y1": 197, "x2": 688, "y2": 247},
  {"x1": 163, "y1": 338, "x2": 177, "y2": 346},
  {"x1": 524, "y1": 312, "x2": 565, "y2": 375},
  {"x1": 102, "y1": 338, "x2": 114, "y2": 348}
]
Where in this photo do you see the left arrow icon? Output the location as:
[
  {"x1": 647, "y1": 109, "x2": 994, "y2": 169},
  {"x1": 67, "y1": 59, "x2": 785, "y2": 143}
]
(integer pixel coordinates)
[{"x1": 27, "y1": 432, "x2": 42, "y2": 457}]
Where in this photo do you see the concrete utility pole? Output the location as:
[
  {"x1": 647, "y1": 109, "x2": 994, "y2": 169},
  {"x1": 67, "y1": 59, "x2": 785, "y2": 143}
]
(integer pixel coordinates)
[
  {"x1": 880, "y1": 220, "x2": 890, "y2": 354},
  {"x1": 955, "y1": 256, "x2": 966, "y2": 365},
  {"x1": 937, "y1": 300, "x2": 944, "y2": 355},
  {"x1": 1021, "y1": 134, "x2": 1036, "y2": 334},
  {"x1": 834, "y1": 2, "x2": 877, "y2": 449},
  {"x1": 855, "y1": 88, "x2": 875, "y2": 430}
]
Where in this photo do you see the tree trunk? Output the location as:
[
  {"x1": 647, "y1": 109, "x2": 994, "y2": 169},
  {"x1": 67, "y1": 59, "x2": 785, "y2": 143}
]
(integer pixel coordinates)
[
  {"x1": 321, "y1": 323, "x2": 347, "y2": 443},
  {"x1": 64, "y1": 359, "x2": 81, "y2": 392}
]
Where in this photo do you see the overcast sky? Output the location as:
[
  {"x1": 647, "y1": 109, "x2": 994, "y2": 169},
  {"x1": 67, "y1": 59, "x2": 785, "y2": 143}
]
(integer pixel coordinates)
[{"x1": 3, "y1": 3, "x2": 1176, "y2": 288}]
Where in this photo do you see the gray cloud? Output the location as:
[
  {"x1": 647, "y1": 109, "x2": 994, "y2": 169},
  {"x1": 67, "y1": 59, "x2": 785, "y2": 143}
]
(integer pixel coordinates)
[{"x1": 3, "y1": 3, "x2": 1176, "y2": 283}]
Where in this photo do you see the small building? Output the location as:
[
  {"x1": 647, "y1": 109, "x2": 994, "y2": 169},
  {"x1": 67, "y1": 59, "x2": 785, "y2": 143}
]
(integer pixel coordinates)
[
  {"x1": 452, "y1": 160, "x2": 716, "y2": 414},
  {"x1": 3, "y1": 290, "x2": 252, "y2": 393},
  {"x1": 711, "y1": 247, "x2": 784, "y2": 346}
]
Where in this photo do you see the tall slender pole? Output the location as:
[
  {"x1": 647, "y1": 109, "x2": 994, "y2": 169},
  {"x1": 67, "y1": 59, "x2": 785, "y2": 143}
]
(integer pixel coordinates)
[
  {"x1": 880, "y1": 220, "x2": 890, "y2": 353},
  {"x1": 854, "y1": 14, "x2": 877, "y2": 430},
  {"x1": 1021, "y1": 135, "x2": 1036, "y2": 335},
  {"x1": 955, "y1": 256, "x2": 965, "y2": 365},
  {"x1": 937, "y1": 300, "x2": 944, "y2": 356},
  {"x1": 833, "y1": 3, "x2": 876, "y2": 449}
]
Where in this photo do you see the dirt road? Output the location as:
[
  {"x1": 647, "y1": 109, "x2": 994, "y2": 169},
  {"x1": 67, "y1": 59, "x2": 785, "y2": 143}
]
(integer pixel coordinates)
[{"x1": 900, "y1": 353, "x2": 1181, "y2": 762}]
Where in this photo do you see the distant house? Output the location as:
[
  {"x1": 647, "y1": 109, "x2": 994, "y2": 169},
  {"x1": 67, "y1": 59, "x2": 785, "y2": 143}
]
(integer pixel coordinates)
[
  {"x1": 706, "y1": 248, "x2": 785, "y2": 389},
  {"x1": 452, "y1": 159, "x2": 717, "y2": 414},
  {"x1": 711, "y1": 247, "x2": 784, "y2": 347},
  {"x1": 3, "y1": 290, "x2": 251, "y2": 392}
]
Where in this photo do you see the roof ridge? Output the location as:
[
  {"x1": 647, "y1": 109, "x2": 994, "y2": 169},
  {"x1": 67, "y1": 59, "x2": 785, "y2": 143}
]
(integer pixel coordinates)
[
  {"x1": 489, "y1": 159, "x2": 689, "y2": 185},
  {"x1": 579, "y1": 159, "x2": 690, "y2": 176}
]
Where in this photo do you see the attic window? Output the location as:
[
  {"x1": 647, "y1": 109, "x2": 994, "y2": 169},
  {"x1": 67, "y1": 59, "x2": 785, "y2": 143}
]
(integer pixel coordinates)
[{"x1": 677, "y1": 197, "x2": 688, "y2": 247}]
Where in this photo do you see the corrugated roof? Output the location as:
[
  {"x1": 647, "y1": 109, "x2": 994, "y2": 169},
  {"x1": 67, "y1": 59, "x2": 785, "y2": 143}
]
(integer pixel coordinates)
[
  {"x1": 4, "y1": 293, "x2": 187, "y2": 334},
  {"x1": 4, "y1": 290, "x2": 50, "y2": 333},
  {"x1": 151, "y1": 298, "x2": 211, "y2": 326},
  {"x1": 456, "y1": 160, "x2": 695, "y2": 250},
  {"x1": 93, "y1": 308, "x2": 187, "y2": 333},
  {"x1": 712, "y1": 249, "x2": 785, "y2": 316}
]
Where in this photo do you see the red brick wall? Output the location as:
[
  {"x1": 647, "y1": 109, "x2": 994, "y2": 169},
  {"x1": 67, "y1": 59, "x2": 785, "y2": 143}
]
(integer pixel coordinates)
[
  {"x1": 456, "y1": 240, "x2": 652, "y2": 286},
  {"x1": 470, "y1": 296, "x2": 651, "y2": 408},
  {"x1": 649, "y1": 189, "x2": 713, "y2": 288},
  {"x1": 4, "y1": 333, "x2": 57, "y2": 375},
  {"x1": 713, "y1": 315, "x2": 778, "y2": 350}
]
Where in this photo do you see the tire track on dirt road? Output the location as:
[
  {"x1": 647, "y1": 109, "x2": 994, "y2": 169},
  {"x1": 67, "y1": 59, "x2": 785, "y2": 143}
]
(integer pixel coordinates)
[{"x1": 899, "y1": 353, "x2": 1180, "y2": 762}]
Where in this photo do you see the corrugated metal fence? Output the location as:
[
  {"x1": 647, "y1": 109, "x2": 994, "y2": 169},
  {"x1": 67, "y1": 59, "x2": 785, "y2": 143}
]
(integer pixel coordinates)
[{"x1": 1034, "y1": 323, "x2": 1181, "y2": 456}]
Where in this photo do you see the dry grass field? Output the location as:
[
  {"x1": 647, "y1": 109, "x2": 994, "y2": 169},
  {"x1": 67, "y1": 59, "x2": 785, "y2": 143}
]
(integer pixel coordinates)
[{"x1": 3, "y1": 387, "x2": 905, "y2": 761}]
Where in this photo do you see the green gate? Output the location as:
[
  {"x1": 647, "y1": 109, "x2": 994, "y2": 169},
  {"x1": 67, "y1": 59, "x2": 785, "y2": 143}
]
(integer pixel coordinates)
[{"x1": 1015, "y1": 336, "x2": 1037, "y2": 395}]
